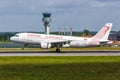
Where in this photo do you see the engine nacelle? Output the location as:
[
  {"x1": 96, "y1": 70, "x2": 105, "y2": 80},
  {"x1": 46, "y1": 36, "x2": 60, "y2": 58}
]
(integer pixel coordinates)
[
  {"x1": 69, "y1": 41, "x2": 87, "y2": 47},
  {"x1": 41, "y1": 43, "x2": 51, "y2": 49}
]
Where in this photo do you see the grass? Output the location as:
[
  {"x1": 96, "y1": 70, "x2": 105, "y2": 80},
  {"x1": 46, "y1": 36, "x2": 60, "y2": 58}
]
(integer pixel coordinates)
[
  {"x1": 0, "y1": 56, "x2": 120, "y2": 80},
  {"x1": 0, "y1": 47, "x2": 119, "y2": 52},
  {"x1": 60, "y1": 47, "x2": 120, "y2": 51}
]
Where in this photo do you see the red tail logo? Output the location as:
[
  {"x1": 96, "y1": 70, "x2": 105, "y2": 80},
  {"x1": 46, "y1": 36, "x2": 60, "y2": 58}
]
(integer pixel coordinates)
[{"x1": 88, "y1": 23, "x2": 112, "y2": 45}]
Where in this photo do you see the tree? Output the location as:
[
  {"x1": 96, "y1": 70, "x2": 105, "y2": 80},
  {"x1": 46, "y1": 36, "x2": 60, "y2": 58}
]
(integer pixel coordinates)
[
  {"x1": 4, "y1": 32, "x2": 10, "y2": 42},
  {"x1": 81, "y1": 29, "x2": 90, "y2": 37}
]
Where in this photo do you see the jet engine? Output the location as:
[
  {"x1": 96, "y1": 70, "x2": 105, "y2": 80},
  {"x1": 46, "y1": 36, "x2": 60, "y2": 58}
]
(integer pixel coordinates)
[{"x1": 41, "y1": 43, "x2": 51, "y2": 49}]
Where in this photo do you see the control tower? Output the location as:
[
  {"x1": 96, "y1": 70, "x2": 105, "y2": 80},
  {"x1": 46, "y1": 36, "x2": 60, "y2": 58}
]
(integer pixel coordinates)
[{"x1": 42, "y1": 13, "x2": 51, "y2": 34}]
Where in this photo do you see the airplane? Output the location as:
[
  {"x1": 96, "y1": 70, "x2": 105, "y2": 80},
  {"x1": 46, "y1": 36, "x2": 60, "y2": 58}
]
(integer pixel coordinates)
[{"x1": 10, "y1": 23, "x2": 112, "y2": 52}]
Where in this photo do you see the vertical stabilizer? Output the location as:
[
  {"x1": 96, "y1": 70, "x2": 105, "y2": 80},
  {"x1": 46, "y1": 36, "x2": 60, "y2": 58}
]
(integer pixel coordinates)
[
  {"x1": 100, "y1": 23, "x2": 112, "y2": 41},
  {"x1": 89, "y1": 23, "x2": 112, "y2": 44}
]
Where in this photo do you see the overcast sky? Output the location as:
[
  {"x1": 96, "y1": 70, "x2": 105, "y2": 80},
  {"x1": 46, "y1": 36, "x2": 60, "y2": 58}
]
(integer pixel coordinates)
[{"x1": 0, "y1": 0, "x2": 119, "y2": 32}]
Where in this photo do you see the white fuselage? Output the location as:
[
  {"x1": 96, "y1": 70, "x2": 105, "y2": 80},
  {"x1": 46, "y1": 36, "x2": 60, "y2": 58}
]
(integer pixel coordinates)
[
  {"x1": 10, "y1": 23, "x2": 112, "y2": 48},
  {"x1": 10, "y1": 33, "x2": 96, "y2": 48}
]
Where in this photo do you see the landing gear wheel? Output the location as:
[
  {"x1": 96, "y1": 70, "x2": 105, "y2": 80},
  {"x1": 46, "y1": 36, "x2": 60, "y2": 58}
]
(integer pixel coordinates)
[
  {"x1": 22, "y1": 44, "x2": 28, "y2": 50},
  {"x1": 56, "y1": 48, "x2": 61, "y2": 52}
]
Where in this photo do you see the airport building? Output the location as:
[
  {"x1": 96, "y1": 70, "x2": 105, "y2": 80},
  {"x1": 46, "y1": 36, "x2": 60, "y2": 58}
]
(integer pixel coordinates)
[
  {"x1": 108, "y1": 31, "x2": 120, "y2": 47},
  {"x1": 109, "y1": 31, "x2": 120, "y2": 41},
  {"x1": 42, "y1": 13, "x2": 51, "y2": 34}
]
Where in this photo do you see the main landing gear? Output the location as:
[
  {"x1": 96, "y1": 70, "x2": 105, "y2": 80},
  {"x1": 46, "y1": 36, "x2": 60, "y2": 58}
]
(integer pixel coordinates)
[
  {"x1": 56, "y1": 47, "x2": 61, "y2": 52},
  {"x1": 22, "y1": 44, "x2": 28, "y2": 50}
]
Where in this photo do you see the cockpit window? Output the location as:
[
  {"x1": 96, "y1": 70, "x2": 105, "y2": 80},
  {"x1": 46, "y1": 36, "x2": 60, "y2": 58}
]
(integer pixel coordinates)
[{"x1": 15, "y1": 35, "x2": 19, "y2": 37}]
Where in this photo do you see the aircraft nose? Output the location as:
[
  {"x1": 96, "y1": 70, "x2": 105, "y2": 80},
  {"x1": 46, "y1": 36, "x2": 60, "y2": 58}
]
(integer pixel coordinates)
[
  {"x1": 10, "y1": 37, "x2": 14, "y2": 41},
  {"x1": 10, "y1": 36, "x2": 16, "y2": 41}
]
